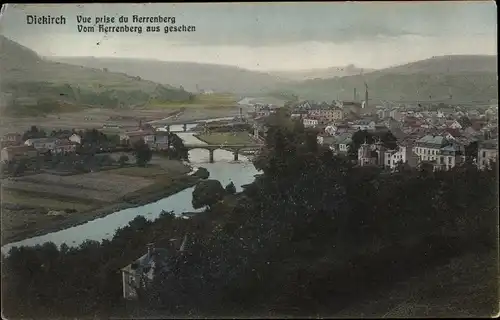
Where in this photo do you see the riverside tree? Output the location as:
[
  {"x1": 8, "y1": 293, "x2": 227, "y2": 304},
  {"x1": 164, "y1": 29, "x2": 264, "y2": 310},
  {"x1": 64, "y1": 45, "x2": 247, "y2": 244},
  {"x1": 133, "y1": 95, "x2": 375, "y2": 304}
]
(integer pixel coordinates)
[
  {"x1": 191, "y1": 179, "x2": 225, "y2": 209},
  {"x1": 133, "y1": 140, "x2": 152, "y2": 167}
]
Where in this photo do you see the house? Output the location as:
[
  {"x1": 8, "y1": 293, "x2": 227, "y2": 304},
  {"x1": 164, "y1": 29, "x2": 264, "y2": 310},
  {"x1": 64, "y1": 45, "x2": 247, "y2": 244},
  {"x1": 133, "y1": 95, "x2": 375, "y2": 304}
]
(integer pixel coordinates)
[
  {"x1": 447, "y1": 120, "x2": 462, "y2": 130},
  {"x1": 470, "y1": 119, "x2": 487, "y2": 131},
  {"x1": 291, "y1": 111, "x2": 307, "y2": 119},
  {"x1": 413, "y1": 135, "x2": 465, "y2": 170},
  {"x1": 351, "y1": 120, "x2": 376, "y2": 131},
  {"x1": 256, "y1": 105, "x2": 272, "y2": 118},
  {"x1": 120, "y1": 129, "x2": 155, "y2": 147},
  {"x1": 253, "y1": 118, "x2": 269, "y2": 140},
  {"x1": 389, "y1": 109, "x2": 403, "y2": 121},
  {"x1": 376, "y1": 108, "x2": 390, "y2": 120},
  {"x1": 121, "y1": 235, "x2": 188, "y2": 300},
  {"x1": 335, "y1": 132, "x2": 353, "y2": 153},
  {"x1": 303, "y1": 117, "x2": 319, "y2": 128},
  {"x1": 53, "y1": 139, "x2": 78, "y2": 154},
  {"x1": 69, "y1": 134, "x2": 82, "y2": 144},
  {"x1": 1, "y1": 133, "x2": 22, "y2": 145},
  {"x1": 294, "y1": 100, "x2": 313, "y2": 110},
  {"x1": 358, "y1": 142, "x2": 378, "y2": 166},
  {"x1": 324, "y1": 124, "x2": 351, "y2": 136},
  {"x1": 477, "y1": 139, "x2": 498, "y2": 170},
  {"x1": 154, "y1": 131, "x2": 170, "y2": 150},
  {"x1": 383, "y1": 142, "x2": 419, "y2": 170},
  {"x1": 308, "y1": 106, "x2": 344, "y2": 122},
  {"x1": 24, "y1": 137, "x2": 58, "y2": 152},
  {"x1": 437, "y1": 108, "x2": 455, "y2": 118},
  {"x1": 1, "y1": 145, "x2": 38, "y2": 162}
]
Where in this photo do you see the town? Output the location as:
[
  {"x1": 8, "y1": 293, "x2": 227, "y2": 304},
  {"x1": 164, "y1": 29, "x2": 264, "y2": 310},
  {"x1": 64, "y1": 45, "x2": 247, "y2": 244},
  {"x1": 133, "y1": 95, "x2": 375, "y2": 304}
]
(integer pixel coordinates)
[
  {"x1": 4, "y1": 94, "x2": 497, "y2": 174},
  {"x1": 246, "y1": 90, "x2": 498, "y2": 172}
]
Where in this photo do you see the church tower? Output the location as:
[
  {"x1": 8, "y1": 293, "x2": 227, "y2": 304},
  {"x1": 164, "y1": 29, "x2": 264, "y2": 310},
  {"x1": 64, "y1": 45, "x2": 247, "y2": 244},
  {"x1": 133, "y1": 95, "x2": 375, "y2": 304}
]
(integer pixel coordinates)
[
  {"x1": 358, "y1": 140, "x2": 375, "y2": 167},
  {"x1": 374, "y1": 137, "x2": 386, "y2": 167}
]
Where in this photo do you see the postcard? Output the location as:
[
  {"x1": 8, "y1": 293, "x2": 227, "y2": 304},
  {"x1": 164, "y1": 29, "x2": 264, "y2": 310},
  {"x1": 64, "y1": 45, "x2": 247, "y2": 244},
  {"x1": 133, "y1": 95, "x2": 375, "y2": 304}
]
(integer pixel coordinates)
[{"x1": 0, "y1": 2, "x2": 498, "y2": 319}]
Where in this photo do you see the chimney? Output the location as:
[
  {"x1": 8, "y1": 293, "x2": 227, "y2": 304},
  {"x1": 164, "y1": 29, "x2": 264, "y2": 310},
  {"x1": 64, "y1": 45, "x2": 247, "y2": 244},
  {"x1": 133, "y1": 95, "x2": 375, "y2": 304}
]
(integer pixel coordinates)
[
  {"x1": 146, "y1": 243, "x2": 154, "y2": 258},
  {"x1": 364, "y1": 82, "x2": 369, "y2": 110}
]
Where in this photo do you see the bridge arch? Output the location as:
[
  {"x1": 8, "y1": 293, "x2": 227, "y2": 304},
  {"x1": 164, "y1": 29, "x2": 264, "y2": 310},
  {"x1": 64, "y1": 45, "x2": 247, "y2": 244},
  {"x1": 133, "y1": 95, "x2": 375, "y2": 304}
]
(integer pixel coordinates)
[{"x1": 185, "y1": 144, "x2": 263, "y2": 163}]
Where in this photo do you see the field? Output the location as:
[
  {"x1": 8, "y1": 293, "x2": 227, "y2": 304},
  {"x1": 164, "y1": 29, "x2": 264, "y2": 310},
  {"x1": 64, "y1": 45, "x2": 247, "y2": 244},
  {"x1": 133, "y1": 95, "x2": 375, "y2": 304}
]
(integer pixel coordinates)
[
  {"x1": 195, "y1": 132, "x2": 257, "y2": 145},
  {"x1": 0, "y1": 106, "x2": 243, "y2": 136},
  {"x1": 1, "y1": 159, "x2": 193, "y2": 244},
  {"x1": 4, "y1": 172, "x2": 154, "y2": 202},
  {"x1": 145, "y1": 93, "x2": 238, "y2": 109},
  {"x1": 2, "y1": 189, "x2": 93, "y2": 211}
]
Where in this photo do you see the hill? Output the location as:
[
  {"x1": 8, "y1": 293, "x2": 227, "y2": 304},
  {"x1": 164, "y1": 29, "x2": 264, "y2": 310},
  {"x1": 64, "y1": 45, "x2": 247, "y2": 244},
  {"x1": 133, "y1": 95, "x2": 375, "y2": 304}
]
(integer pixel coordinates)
[
  {"x1": 0, "y1": 36, "x2": 193, "y2": 115},
  {"x1": 270, "y1": 64, "x2": 377, "y2": 81},
  {"x1": 48, "y1": 57, "x2": 283, "y2": 95},
  {"x1": 378, "y1": 55, "x2": 497, "y2": 75},
  {"x1": 279, "y1": 55, "x2": 498, "y2": 105}
]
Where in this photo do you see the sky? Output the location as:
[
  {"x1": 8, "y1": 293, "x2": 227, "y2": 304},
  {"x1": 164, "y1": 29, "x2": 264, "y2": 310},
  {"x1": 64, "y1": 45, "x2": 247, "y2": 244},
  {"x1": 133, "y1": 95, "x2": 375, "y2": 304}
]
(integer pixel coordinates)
[{"x1": 0, "y1": 2, "x2": 497, "y2": 71}]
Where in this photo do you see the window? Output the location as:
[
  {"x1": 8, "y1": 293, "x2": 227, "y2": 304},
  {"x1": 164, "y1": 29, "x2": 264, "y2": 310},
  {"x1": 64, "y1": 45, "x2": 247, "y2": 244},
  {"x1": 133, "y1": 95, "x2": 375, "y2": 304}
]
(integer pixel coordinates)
[
  {"x1": 482, "y1": 151, "x2": 486, "y2": 158},
  {"x1": 448, "y1": 157, "x2": 452, "y2": 164}
]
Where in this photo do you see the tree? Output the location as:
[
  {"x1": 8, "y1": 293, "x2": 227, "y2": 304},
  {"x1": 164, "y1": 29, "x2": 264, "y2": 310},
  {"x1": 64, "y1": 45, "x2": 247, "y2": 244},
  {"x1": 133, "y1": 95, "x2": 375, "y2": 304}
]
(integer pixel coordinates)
[
  {"x1": 118, "y1": 154, "x2": 129, "y2": 167},
  {"x1": 192, "y1": 179, "x2": 225, "y2": 209},
  {"x1": 464, "y1": 141, "x2": 478, "y2": 161},
  {"x1": 458, "y1": 116, "x2": 472, "y2": 129},
  {"x1": 133, "y1": 140, "x2": 152, "y2": 167},
  {"x1": 13, "y1": 159, "x2": 28, "y2": 176},
  {"x1": 22, "y1": 125, "x2": 47, "y2": 141},
  {"x1": 225, "y1": 182, "x2": 236, "y2": 195}
]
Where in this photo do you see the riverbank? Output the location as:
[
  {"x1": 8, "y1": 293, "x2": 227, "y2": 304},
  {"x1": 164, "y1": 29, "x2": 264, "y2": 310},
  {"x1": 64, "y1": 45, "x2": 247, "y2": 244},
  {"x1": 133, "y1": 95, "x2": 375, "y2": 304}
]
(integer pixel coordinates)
[{"x1": 2, "y1": 167, "x2": 206, "y2": 246}]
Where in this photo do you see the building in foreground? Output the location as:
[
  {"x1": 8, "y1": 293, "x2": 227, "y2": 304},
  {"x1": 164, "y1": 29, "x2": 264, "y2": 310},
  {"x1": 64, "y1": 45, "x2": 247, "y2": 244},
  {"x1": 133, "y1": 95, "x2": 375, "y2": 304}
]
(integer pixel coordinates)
[
  {"x1": 120, "y1": 235, "x2": 188, "y2": 300},
  {"x1": 477, "y1": 139, "x2": 498, "y2": 170}
]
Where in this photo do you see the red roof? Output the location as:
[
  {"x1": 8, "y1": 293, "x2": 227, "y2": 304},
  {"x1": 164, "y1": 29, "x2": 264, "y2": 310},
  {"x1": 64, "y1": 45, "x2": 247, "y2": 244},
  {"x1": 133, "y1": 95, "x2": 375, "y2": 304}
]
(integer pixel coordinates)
[{"x1": 443, "y1": 128, "x2": 461, "y2": 137}]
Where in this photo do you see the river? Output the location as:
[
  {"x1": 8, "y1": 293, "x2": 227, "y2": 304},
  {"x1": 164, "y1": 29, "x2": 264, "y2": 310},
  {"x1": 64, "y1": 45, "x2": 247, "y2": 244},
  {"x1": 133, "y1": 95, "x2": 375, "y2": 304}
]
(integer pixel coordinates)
[{"x1": 1, "y1": 123, "x2": 260, "y2": 254}]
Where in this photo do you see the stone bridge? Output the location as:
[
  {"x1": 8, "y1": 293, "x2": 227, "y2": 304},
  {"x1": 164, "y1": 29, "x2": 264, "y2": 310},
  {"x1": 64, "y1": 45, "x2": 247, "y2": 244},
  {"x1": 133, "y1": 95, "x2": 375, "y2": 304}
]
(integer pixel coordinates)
[
  {"x1": 184, "y1": 143, "x2": 264, "y2": 162},
  {"x1": 150, "y1": 116, "x2": 248, "y2": 132},
  {"x1": 150, "y1": 117, "x2": 238, "y2": 132}
]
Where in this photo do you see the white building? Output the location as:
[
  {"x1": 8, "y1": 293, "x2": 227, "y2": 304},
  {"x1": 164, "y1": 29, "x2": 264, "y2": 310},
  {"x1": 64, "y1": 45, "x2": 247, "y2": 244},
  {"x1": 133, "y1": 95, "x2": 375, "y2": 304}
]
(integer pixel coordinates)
[
  {"x1": 24, "y1": 137, "x2": 58, "y2": 152},
  {"x1": 384, "y1": 144, "x2": 418, "y2": 170},
  {"x1": 69, "y1": 134, "x2": 82, "y2": 144},
  {"x1": 358, "y1": 142, "x2": 377, "y2": 166},
  {"x1": 413, "y1": 135, "x2": 465, "y2": 171},
  {"x1": 303, "y1": 118, "x2": 319, "y2": 128},
  {"x1": 477, "y1": 139, "x2": 498, "y2": 170},
  {"x1": 351, "y1": 120, "x2": 376, "y2": 131}
]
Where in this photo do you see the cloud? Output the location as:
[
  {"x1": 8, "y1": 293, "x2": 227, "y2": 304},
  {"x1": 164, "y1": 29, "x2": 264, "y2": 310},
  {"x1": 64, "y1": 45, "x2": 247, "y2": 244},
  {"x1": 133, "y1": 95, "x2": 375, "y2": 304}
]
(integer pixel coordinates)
[
  {"x1": 0, "y1": 2, "x2": 496, "y2": 47},
  {"x1": 0, "y1": 3, "x2": 496, "y2": 70}
]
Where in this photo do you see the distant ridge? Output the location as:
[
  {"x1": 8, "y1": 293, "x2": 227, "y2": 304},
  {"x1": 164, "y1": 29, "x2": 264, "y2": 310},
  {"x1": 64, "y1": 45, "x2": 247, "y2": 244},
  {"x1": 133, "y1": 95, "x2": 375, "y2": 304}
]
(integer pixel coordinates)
[
  {"x1": 278, "y1": 55, "x2": 498, "y2": 104},
  {"x1": 0, "y1": 35, "x2": 193, "y2": 112},
  {"x1": 48, "y1": 56, "x2": 283, "y2": 95},
  {"x1": 269, "y1": 64, "x2": 377, "y2": 81}
]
